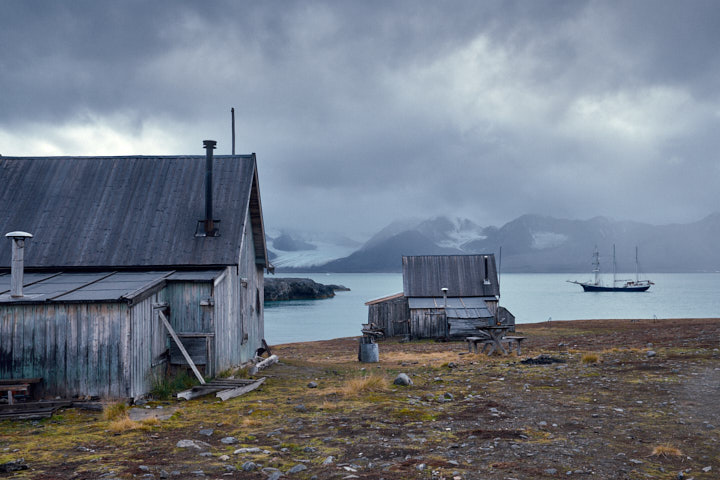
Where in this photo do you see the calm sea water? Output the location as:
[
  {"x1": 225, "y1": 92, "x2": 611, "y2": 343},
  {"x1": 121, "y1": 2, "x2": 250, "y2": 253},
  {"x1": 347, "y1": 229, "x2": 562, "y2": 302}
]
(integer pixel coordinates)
[{"x1": 264, "y1": 272, "x2": 720, "y2": 344}]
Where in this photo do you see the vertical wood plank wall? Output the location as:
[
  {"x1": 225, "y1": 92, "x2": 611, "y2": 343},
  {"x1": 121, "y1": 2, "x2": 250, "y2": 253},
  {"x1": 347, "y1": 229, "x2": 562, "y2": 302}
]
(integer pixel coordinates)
[
  {"x1": 0, "y1": 302, "x2": 133, "y2": 398},
  {"x1": 367, "y1": 297, "x2": 410, "y2": 337},
  {"x1": 410, "y1": 309, "x2": 448, "y2": 339}
]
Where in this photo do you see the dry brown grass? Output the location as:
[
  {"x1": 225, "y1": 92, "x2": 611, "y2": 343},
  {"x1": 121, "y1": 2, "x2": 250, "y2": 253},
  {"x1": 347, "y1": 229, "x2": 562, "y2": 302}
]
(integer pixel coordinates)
[
  {"x1": 107, "y1": 417, "x2": 139, "y2": 434},
  {"x1": 241, "y1": 418, "x2": 262, "y2": 427},
  {"x1": 320, "y1": 374, "x2": 390, "y2": 397},
  {"x1": 581, "y1": 353, "x2": 600, "y2": 364},
  {"x1": 651, "y1": 445, "x2": 683, "y2": 457},
  {"x1": 102, "y1": 402, "x2": 130, "y2": 421}
]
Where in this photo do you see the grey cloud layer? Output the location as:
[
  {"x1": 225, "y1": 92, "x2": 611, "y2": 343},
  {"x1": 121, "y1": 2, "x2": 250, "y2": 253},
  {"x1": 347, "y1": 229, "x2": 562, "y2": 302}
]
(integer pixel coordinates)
[{"x1": 1, "y1": 0, "x2": 719, "y2": 238}]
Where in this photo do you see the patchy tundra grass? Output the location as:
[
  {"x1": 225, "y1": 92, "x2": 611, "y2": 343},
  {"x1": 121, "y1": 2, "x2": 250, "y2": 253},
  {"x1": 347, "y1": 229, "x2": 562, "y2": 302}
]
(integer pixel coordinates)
[{"x1": 1, "y1": 318, "x2": 719, "y2": 479}]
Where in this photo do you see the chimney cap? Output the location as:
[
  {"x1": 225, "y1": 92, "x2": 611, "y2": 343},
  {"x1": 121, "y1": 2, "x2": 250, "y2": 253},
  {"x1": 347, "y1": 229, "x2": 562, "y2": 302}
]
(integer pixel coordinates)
[
  {"x1": 441, "y1": 287, "x2": 449, "y2": 292},
  {"x1": 5, "y1": 231, "x2": 33, "y2": 239},
  {"x1": 203, "y1": 140, "x2": 217, "y2": 148}
]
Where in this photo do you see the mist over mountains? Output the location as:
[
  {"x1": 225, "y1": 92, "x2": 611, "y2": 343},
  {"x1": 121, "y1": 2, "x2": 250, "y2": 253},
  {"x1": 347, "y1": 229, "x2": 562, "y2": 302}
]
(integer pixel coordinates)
[{"x1": 268, "y1": 214, "x2": 720, "y2": 273}]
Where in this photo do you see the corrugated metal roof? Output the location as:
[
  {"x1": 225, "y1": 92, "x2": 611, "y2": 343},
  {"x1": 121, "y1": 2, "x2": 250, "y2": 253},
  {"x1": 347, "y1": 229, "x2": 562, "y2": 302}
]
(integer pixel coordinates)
[
  {"x1": 0, "y1": 155, "x2": 269, "y2": 269},
  {"x1": 402, "y1": 255, "x2": 500, "y2": 297},
  {"x1": 0, "y1": 269, "x2": 222, "y2": 304},
  {"x1": 407, "y1": 296, "x2": 493, "y2": 319}
]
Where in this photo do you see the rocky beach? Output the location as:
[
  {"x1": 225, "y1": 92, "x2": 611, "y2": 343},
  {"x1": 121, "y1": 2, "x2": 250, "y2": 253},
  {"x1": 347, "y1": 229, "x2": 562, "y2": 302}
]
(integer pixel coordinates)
[{"x1": 1, "y1": 318, "x2": 719, "y2": 479}]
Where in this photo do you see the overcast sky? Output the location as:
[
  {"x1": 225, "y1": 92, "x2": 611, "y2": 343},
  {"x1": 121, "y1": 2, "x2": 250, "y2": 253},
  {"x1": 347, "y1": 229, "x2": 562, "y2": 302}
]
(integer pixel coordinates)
[{"x1": 2, "y1": 1, "x2": 719, "y2": 240}]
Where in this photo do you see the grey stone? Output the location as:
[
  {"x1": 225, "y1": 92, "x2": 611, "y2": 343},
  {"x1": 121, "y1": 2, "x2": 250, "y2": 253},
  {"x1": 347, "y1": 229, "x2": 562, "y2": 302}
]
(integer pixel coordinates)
[
  {"x1": 234, "y1": 447, "x2": 262, "y2": 454},
  {"x1": 220, "y1": 436, "x2": 238, "y2": 444},
  {"x1": 545, "y1": 468, "x2": 558, "y2": 475},
  {"x1": 198, "y1": 428, "x2": 214, "y2": 436},
  {"x1": 443, "y1": 392, "x2": 454, "y2": 401},
  {"x1": 159, "y1": 470, "x2": 169, "y2": 479},
  {"x1": 190, "y1": 471, "x2": 205, "y2": 477},
  {"x1": 394, "y1": 373, "x2": 413, "y2": 386},
  {"x1": 294, "y1": 404, "x2": 308, "y2": 412},
  {"x1": 307, "y1": 381, "x2": 318, "y2": 388},
  {"x1": 242, "y1": 461, "x2": 257, "y2": 472},
  {"x1": 139, "y1": 465, "x2": 151, "y2": 472},
  {"x1": 176, "y1": 440, "x2": 211, "y2": 450},
  {"x1": 224, "y1": 465, "x2": 237, "y2": 472},
  {"x1": 287, "y1": 464, "x2": 308, "y2": 474},
  {"x1": 647, "y1": 350, "x2": 657, "y2": 357},
  {"x1": 322, "y1": 456, "x2": 334, "y2": 465}
]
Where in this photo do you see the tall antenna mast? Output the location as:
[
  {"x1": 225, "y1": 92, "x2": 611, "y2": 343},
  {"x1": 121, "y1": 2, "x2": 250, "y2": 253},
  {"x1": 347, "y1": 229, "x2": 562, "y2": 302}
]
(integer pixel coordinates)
[{"x1": 231, "y1": 107, "x2": 236, "y2": 155}]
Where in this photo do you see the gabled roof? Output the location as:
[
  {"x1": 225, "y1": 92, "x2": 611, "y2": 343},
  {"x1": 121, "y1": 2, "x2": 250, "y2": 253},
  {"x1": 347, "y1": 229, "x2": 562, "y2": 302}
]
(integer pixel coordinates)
[
  {"x1": 0, "y1": 155, "x2": 270, "y2": 269},
  {"x1": 402, "y1": 255, "x2": 500, "y2": 297}
]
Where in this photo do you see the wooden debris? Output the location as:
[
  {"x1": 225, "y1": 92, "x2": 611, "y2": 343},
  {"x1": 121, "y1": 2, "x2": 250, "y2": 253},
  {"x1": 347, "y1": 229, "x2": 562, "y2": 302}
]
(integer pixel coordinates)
[
  {"x1": 0, "y1": 401, "x2": 72, "y2": 420},
  {"x1": 177, "y1": 378, "x2": 265, "y2": 401},
  {"x1": 249, "y1": 354, "x2": 278, "y2": 375},
  {"x1": 216, "y1": 377, "x2": 266, "y2": 401}
]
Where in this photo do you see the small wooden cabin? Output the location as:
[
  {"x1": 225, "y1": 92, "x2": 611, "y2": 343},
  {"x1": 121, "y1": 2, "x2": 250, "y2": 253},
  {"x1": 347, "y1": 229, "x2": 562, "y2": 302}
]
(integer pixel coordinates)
[
  {"x1": 366, "y1": 255, "x2": 514, "y2": 339},
  {"x1": 0, "y1": 142, "x2": 271, "y2": 399}
]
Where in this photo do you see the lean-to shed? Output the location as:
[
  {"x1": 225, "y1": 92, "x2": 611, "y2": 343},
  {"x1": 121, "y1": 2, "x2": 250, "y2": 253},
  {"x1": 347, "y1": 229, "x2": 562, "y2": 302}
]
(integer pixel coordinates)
[
  {"x1": 366, "y1": 255, "x2": 514, "y2": 339},
  {"x1": 0, "y1": 142, "x2": 272, "y2": 399}
]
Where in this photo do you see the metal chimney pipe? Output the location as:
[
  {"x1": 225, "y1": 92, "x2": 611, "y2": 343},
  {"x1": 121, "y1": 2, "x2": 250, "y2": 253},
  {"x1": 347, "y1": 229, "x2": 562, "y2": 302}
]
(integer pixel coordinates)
[
  {"x1": 5, "y1": 231, "x2": 33, "y2": 298},
  {"x1": 203, "y1": 140, "x2": 217, "y2": 235},
  {"x1": 441, "y1": 287, "x2": 448, "y2": 308}
]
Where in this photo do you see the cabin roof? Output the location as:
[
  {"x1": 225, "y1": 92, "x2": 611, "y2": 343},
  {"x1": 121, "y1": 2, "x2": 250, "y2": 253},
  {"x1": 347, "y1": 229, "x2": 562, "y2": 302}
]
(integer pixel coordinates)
[
  {"x1": 0, "y1": 155, "x2": 270, "y2": 269},
  {"x1": 0, "y1": 269, "x2": 224, "y2": 304},
  {"x1": 402, "y1": 255, "x2": 500, "y2": 297},
  {"x1": 364, "y1": 292, "x2": 405, "y2": 306}
]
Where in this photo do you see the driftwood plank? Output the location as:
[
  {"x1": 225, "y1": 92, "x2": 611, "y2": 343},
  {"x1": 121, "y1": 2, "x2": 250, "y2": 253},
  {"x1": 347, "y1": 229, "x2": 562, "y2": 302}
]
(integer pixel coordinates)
[
  {"x1": 249, "y1": 355, "x2": 278, "y2": 375},
  {"x1": 216, "y1": 377, "x2": 266, "y2": 401}
]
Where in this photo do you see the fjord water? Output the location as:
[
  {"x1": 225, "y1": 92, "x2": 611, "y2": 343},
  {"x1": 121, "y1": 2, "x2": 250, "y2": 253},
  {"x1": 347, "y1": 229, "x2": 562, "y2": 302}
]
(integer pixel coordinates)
[{"x1": 264, "y1": 272, "x2": 720, "y2": 345}]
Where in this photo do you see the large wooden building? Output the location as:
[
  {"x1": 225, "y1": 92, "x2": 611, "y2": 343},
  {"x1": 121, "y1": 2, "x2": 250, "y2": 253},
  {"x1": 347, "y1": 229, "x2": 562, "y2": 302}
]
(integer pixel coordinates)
[
  {"x1": 366, "y1": 255, "x2": 514, "y2": 339},
  {"x1": 0, "y1": 141, "x2": 272, "y2": 399}
]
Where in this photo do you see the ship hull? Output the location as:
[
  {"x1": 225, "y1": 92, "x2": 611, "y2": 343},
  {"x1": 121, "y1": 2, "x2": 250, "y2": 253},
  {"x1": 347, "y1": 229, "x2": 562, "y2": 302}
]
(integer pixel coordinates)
[{"x1": 579, "y1": 283, "x2": 651, "y2": 292}]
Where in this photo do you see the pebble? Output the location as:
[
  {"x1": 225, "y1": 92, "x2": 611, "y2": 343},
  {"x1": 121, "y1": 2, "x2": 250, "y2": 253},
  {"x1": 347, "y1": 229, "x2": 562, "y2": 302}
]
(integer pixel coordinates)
[
  {"x1": 647, "y1": 350, "x2": 657, "y2": 357},
  {"x1": 294, "y1": 404, "x2": 308, "y2": 412},
  {"x1": 322, "y1": 456, "x2": 334, "y2": 465},
  {"x1": 545, "y1": 468, "x2": 558, "y2": 475},
  {"x1": 220, "y1": 436, "x2": 237, "y2": 444},
  {"x1": 287, "y1": 464, "x2": 308, "y2": 474},
  {"x1": 241, "y1": 462, "x2": 257, "y2": 472},
  {"x1": 176, "y1": 440, "x2": 211, "y2": 451},
  {"x1": 307, "y1": 381, "x2": 318, "y2": 388},
  {"x1": 394, "y1": 373, "x2": 413, "y2": 386},
  {"x1": 198, "y1": 428, "x2": 214, "y2": 436}
]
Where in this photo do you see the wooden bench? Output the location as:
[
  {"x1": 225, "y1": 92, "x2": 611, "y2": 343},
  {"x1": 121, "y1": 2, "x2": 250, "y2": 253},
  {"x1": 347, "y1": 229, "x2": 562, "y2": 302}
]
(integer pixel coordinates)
[
  {"x1": 0, "y1": 378, "x2": 42, "y2": 405},
  {"x1": 466, "y1": 336, "x2": 526, "y2": 355},
  {"x1": 502, "y1": 336, "x2": 527, "y2": 355}
]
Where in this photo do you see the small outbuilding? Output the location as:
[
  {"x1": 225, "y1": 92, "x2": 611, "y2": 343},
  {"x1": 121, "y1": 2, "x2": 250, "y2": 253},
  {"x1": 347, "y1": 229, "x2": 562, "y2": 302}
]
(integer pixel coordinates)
[
  {"x1": 0, "y1": 141, "x2": 272, "y2": 400},
  {"x1": 366, "y1": 254, "x2": 514, "y2": 339}
]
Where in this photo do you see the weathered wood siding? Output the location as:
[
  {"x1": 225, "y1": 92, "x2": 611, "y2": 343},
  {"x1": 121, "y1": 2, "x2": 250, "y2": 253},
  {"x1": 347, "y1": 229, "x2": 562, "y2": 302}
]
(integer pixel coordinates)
[
  {"x1": 128, "y1": 293, "x2": 170, "y2": 399},
  {"x1": 159, "y1": 282, "x2": 214, "y2": 334},
  {"x1": 410, "y1": 308, "x2": 448, "y2": 339},
  {"x1": 367, "y1": 296, "x2": 410, "y2": 337},
  {"x1": 237, "y1": 217, "x2": 264, "y2": 362},
  {"x1": 0, "y1": 302, "x2": 133, "y2": 398},
  {"x1": 497, "y1": 306, "x2": 515, "y2": 331},
  {"x1": 403, "y1": 255, "x2": 500, "y2": 297}
]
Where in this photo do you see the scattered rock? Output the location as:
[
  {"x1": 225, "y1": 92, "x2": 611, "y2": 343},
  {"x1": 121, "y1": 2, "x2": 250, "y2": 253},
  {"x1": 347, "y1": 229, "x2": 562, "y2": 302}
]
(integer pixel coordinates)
[
  {"x1": 307, "y1": 381, "x2": 318, "y2": 388},
  {"x1": 394, "y1": 373, "x2": 413, "y2": 386},
  {"x1": 294, "y1": 404, "x2": 308, "y2": 412},
  {"x1": 521, "y1": 355, "x2": 565, "y2": 365},
  {"x1": 287, "y1": 464, "x2": 308, "y2": 474},
  {"x1": 322, "y1": 456, "x2": 334, "y2": 465},
  {"x1": 0, "y1": 459, "x2": 28, "y2": 473},
  {"x1": 545, "y1": 468, "x2": 558, "y2": 475},
  {"x1": 241, "y1": 462, "x2": 257, "y2": 472},
  {"x1": 176, "y1": 440, "x2": 211, "y2": 451},
  {"x1": 198, "y1": 428, "x2": 214, "y2": 436},
  {"x1": 647, "y1": 350, "x2": 657, "y2": 357},
  {"x1": 220, "y1": 436, "x2": 238, "y2": 444},
  {"x1": 443, "y1": 392, "x2": 454, "y2": 401},
  {"x1": 234, "y1": 447, "x2": 262, "y2": 454}
]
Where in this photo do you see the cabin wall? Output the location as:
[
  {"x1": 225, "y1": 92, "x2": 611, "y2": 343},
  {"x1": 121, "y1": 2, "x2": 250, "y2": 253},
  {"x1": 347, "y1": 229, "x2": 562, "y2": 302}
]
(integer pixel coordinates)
[
  {"x1": 236, "y1": 217, "x2": 264, "y2": 362},
  {"x1": 128, "y1": 293, "x2": 170, "y2": 399},
  {"x1": 497, "y1": 306, "x2": 516, "y2": 331},
  {"x1": 367, "y1": 297, "x2": 410, "y2": 337},
  {"x1": 409, "y1": 308, "x2": 448, "y2": 339},
  {"x1": 213, "y1": 265, "x2": 241, "y2": 372},
  {"x1": 0, "y1": 302, "x2": 132, "y2": 398}
]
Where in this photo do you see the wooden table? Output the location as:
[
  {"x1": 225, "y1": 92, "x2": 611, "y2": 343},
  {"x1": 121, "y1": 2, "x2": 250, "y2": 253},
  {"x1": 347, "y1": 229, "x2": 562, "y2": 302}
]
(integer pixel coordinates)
[
  {"x1": 0, "y1": 378, "x2": 42, "y2": 405},
  {"x1": 474, "y1": 326, "x2": 513, "y2": 355}
]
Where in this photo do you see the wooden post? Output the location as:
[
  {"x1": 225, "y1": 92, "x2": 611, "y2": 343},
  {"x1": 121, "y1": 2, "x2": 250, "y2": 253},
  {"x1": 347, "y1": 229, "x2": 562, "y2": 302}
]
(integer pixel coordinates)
[{"x1": 157, "y1": 310, "x2": 206, "y2": 385}]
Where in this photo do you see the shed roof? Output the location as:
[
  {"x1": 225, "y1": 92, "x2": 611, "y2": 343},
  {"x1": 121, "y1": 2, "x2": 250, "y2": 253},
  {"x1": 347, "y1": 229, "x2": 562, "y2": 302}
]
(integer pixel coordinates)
[
  {"x1": 0, "y1": 269, "x2": 224, "y2": 304},
  {"x1": 402, "y1": 255, "x2": 500, "y2": 297},
  {"x1": 0, "y1": 155, "x2": 270, "y2": 270},
  {"x1": 407, "y1": 297, "x2": 493, "y2": 320}
]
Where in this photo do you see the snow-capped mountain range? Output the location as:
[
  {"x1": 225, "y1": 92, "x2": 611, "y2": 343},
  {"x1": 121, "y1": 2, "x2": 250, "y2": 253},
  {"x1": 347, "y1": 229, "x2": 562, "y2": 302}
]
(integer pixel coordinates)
[{"x1": 268, "y1": 213, "x2": 720, "y2": 273}]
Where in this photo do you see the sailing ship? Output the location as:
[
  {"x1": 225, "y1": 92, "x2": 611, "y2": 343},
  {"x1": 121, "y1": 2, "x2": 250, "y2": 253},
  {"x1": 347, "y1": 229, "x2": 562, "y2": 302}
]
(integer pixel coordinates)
[{"x1": 568, "y1": 245, "x2": 654, "y2": 292}]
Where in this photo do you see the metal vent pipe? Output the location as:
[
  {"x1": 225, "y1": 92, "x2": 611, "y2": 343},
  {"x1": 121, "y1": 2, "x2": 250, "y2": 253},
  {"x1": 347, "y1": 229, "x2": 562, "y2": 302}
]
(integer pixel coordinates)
[
  {"x1": 5, "y1": 231, "x2": 33, "y2": 297},
  {"x1": 203, "y1": 140, "x2": 217, "y2": 235}
]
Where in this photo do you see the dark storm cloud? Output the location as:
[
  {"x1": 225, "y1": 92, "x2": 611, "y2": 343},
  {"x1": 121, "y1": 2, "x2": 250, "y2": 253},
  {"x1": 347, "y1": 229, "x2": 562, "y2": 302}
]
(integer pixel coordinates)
[{"x1": 2, "y1": 0, "x2": 720, "y2": 238}]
